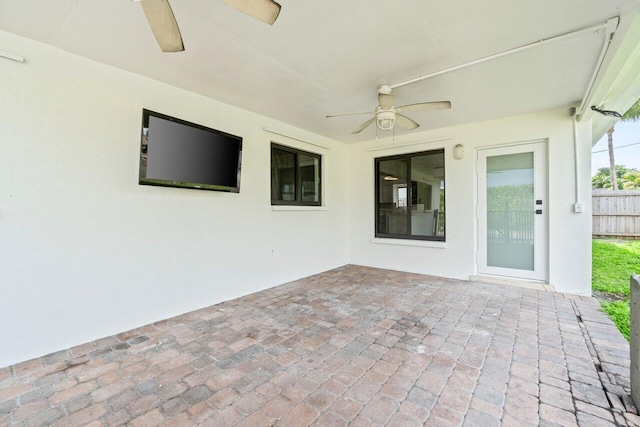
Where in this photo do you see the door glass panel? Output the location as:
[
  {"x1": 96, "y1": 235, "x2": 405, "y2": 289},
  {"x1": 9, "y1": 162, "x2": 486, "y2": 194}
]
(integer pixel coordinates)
[
  {"x1": 377, "y1": 159, "x2": 408, "y2": 235},
  {"x1": 410, "y1": 153, "x2": 445, "y2": 237},
  {"x1": 486, "y1": 152, "x2": 534, "y2": 270}
]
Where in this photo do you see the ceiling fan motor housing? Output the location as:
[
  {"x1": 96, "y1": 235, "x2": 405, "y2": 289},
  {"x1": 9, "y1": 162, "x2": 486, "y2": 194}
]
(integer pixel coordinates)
[{"x1": 376, "y1": 110, "x2": 396, "y2": 131}]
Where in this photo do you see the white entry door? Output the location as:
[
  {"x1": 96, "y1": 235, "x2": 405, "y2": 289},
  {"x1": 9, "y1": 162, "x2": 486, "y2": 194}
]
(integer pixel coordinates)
[{"x1": 477, "y1": 142, "x2": 547, "y2": 281}]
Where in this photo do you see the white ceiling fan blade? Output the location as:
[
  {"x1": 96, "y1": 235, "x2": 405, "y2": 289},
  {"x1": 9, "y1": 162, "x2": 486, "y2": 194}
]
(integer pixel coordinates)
[
  {"x1": 219, "y1": 0, "x2": 281, "y2": 25},
  {"x1": 140, "y1": 0, "x2": 185, "y2": 52},
  {"x1": 352, "y1": 117, "x2": 376, "y2": 134},
  {"x1": 378, "y1": 93, "x2": 394, "y2": 109},
  {"x1": 395, "y1": 114, "x2": 420, "y2": 131},
  {"x1": 396, "y1": 101, "x2": 451, "y2": 113},
  {"x1": 326, "y1": 111, "x2": 374, "y2": 118}
]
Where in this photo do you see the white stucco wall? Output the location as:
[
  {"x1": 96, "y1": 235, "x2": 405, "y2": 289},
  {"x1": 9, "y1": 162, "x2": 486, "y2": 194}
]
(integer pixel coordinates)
[
  {"x1": 0, "y1": 31, "x2": 349, "y2": 367},
  {"x1": 0, "y1": 29, "x2": 595, "y2": 368},
  {"x1": 348, "y1": 109, "x2": 593, "y2": 295}
]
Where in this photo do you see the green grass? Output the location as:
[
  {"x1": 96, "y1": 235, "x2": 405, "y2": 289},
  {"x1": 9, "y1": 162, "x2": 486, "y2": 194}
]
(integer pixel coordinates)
[
  {"x1": 592, "y1": 239, "x2": 640, "y2": 340},
  {"x1": 600, "y1": 301, "x2": 631, "y2": 340}
]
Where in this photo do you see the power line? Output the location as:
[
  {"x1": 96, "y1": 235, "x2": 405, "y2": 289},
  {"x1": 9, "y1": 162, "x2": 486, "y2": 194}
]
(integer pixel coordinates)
[{"x1": 592, "y1": 141, "x2": 640, "y2": 154}]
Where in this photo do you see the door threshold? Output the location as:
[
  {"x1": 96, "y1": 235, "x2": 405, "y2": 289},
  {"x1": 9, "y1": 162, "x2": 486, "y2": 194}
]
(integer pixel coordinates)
[{"x1": 469, "y1": 274, "x2": 555, "y2": 292}]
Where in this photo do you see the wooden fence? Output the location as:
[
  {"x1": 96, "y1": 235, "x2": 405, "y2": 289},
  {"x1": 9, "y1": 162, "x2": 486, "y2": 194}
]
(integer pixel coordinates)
[{"x1": 592, "y1": 190, "x2": 640, "y2": 238}]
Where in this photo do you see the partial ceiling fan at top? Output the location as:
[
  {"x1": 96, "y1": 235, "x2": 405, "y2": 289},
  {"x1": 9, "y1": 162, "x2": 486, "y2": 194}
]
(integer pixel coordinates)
[
  {"x1": 326, "y1": 86, "x2": 451, "y2": 135},
  {"x1": 134, "y1": 0, "x2": 282, "y2": 53}
]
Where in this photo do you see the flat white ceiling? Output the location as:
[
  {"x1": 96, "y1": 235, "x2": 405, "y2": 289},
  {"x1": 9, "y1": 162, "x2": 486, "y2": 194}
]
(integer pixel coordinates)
[{"x1": 1, "y1": 0, "x2": 638, "y2": 142}]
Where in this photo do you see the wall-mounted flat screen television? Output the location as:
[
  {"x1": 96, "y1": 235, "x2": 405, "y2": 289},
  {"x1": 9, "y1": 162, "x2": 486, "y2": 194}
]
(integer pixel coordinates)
[{"x1": 139, "y1": 109, "x2": 242, "y2": 193}]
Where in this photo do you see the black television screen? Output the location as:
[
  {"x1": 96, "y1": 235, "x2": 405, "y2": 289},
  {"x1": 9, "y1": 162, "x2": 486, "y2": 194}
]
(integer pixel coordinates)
[{"x1": 139, "y1": 109, "x2": 242, "y2": 192}]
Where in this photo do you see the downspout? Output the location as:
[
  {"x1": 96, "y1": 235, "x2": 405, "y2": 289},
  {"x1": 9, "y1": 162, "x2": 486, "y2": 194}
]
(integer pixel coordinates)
[
  {"x1": 572, "y1": 115, "x2": 582, "y2": 212},
  {"x1": 572, "y1": 17, "x2": 619, "y2": 213}
]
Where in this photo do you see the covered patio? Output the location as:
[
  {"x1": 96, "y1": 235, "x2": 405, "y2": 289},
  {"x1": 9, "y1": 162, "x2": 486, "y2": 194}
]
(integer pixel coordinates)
[{"x1": 0, "y1": 266, "x2": 634, "y2": 426}]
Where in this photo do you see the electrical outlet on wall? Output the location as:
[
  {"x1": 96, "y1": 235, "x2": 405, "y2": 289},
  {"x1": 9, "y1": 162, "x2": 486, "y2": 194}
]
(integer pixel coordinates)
[{"x1": 574, "y1": 202, "x2": 583, "y2": 213}]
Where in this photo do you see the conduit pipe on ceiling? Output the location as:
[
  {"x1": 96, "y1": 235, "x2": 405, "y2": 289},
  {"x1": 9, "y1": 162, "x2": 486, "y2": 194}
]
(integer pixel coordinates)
[
  {"x1": 387, "y1": 17, "x2": 620, "y2": 213},
  {"x1": 577, "y1": 17, "x2": 620, "y2": 117},
  {"x1": 389, "y1": 18, "x2": 619, "y2": 91}
]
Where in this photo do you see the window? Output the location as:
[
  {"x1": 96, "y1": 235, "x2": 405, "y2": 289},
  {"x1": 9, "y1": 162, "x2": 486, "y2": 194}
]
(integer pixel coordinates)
[
  {"x1": 271, "y1": 144, "x2": 321, "y2": 206},
  {"x1": 375, "y1": 149, "x2": 445, "y2": 241}
]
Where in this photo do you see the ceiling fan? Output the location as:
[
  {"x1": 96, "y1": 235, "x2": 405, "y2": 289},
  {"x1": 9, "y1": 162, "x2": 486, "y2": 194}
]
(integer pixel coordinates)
[
  {"x1": 327, "y1": 86, "x2": 451, "y2": 134},
  {"x1": 135, "y1": 0, "x2": 281, "y2": 53}
]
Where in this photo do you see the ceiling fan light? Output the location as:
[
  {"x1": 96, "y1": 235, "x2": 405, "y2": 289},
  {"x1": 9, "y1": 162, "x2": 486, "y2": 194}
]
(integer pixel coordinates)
[{"x1": 376, "y1": 111, "x2": 396, "y2": 131}]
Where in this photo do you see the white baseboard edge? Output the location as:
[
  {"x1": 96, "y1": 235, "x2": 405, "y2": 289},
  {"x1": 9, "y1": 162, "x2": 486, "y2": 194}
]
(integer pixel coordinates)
[{"x1": 469, "y1": 274, "x2": 555, "y2": 292}]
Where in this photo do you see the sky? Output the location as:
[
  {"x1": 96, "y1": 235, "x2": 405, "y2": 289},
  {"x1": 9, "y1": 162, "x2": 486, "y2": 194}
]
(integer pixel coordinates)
[{"x1": 591, "y1": 120, "x2": 640, "y2": 176}]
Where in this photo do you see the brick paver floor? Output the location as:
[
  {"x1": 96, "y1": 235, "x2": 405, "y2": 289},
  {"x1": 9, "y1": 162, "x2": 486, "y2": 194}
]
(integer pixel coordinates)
[{"x1": 0, "y1": 265, "x2": 637, "y2": 426}]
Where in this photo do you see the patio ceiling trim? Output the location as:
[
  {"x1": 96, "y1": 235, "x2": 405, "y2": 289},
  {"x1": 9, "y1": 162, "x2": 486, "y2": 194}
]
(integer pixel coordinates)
[
  {"x1": 364, "y1": 136, "x2": 453, "y2": 152},
  {"x1": 263, "y1": 127, "x2": 330, "y2": 150},
  {"x1": 0, "y1": 50, "x2": 25, "y2": 63}
]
